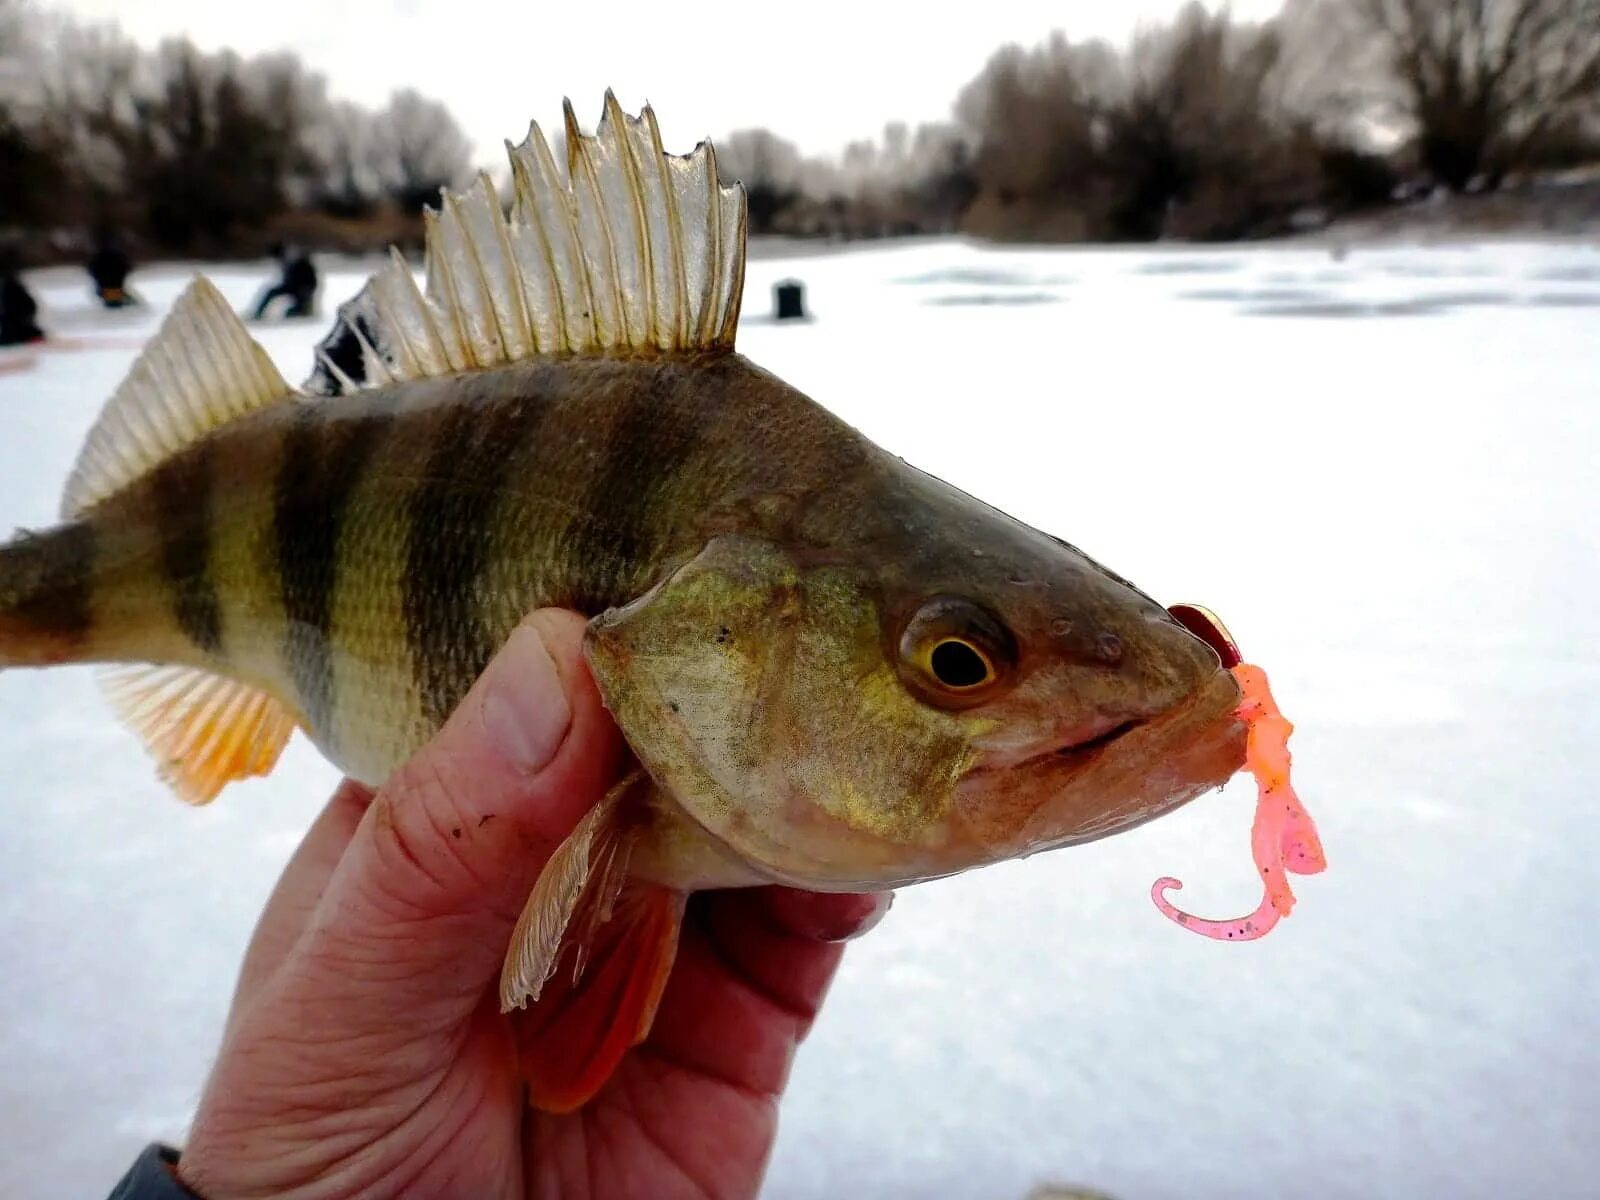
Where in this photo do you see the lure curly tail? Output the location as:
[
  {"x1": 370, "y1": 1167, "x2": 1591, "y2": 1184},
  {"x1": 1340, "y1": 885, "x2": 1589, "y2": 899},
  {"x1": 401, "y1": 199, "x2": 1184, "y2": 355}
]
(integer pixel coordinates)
[{"x1": 1152, "y1": 662, "x2": 1326, "y2": 941}]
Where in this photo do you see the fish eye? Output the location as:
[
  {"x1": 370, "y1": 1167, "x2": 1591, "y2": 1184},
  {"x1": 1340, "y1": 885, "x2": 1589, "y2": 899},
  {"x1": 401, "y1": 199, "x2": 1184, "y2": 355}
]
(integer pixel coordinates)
[
  {"x1": 898, "y1": 595, "x2": 1017, "y2": 708},
  {"x1": 927, "y1": 638, "x2": 995, "y2": 689}
]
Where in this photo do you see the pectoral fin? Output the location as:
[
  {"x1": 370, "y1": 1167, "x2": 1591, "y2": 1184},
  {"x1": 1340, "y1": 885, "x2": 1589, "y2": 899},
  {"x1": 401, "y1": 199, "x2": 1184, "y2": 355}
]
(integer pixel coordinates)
[
  {"x1": 514, "y1": 879, "x2": 683, "y2": 1112},
  {"x1": 499, "y1": 771, "x2": 685, "y2": 1112}
]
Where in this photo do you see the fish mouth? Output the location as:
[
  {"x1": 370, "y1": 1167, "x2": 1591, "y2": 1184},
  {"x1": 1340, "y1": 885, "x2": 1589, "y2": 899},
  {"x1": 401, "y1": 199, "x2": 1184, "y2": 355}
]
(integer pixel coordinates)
[
  {"x1": 1047, "y1": 718, "x2": 1144, "y2": 766},
  {"x1": 1039, "y1": 669, "x2": 1245, "y2": 843},
  {"x1": 960, "y1": 668, "x2": 1247, "y2": 859},
  {"x1": 975, "y1": 718, "x2": 1146, "y2": 776}
]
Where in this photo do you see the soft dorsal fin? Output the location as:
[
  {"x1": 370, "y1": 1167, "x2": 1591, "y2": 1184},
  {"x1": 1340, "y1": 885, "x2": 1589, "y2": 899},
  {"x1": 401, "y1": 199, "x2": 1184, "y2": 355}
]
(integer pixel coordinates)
[
  {"x1": 99, "y1": 665, "x2": 298, "y2": 805},
  {"x1": 61, "y1": 277, "x2": 290, "y2": 518},
  {"x1": 305, "y1": 91, "x2": 747, "y2": 396}
]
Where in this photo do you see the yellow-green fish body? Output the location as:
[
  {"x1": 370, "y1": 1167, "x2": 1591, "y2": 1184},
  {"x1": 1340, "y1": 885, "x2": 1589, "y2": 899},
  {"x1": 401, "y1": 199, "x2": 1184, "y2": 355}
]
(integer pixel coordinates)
[{"x1": 34, "y1": 354, "x2": 863, "y2": 785}]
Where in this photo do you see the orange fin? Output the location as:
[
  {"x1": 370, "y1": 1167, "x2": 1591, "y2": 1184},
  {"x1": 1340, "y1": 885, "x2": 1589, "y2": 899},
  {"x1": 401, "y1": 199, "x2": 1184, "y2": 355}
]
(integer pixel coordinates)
[
  {"x1": 514, "y1": 880, "x2": 684, "y2": 1113},
  {"x1": 99, "y1": 665, "x2": 297, "y2": 804},
  {"x1": 499, "y1": 772, "x2": 640, "y2": 1011},
  {"x1": 498, "y1": 770, "x2": 684, "y2": 1112}
]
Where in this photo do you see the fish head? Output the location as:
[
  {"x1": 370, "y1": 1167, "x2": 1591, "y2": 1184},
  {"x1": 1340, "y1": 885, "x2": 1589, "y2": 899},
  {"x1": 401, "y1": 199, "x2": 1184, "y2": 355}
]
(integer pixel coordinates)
[
  {"x1": 585, "y1": 473, "x2": 1245, "y2": 891},
  {"x1": 901, "y1": 543, "x2": 1248, "y2": 876}
]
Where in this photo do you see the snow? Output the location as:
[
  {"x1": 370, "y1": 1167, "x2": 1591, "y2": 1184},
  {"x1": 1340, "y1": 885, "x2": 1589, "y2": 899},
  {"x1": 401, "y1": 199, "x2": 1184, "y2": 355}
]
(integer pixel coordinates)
[{"x1": 2, "y1": 239, "x2": 1597, "y2": 1199}]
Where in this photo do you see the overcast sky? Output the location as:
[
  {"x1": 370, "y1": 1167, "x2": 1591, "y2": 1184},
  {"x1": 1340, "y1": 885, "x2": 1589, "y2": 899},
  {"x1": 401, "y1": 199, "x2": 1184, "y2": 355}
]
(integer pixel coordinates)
[{"x1": 54, "y1": 0, "x2": 1284, "y2": 164}]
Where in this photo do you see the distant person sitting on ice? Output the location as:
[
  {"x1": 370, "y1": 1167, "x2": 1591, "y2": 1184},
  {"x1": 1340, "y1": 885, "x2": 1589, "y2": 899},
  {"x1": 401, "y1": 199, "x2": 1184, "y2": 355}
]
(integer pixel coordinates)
[
  {"x1": 86, "y1": 231, "x2": 140, "y2": 309},
  {"x1": 0, "y1": 250, "x2": 44, "y2": 347},
  {"x1": 253, "y1": 242, "x2": 320, "y2": 319}
]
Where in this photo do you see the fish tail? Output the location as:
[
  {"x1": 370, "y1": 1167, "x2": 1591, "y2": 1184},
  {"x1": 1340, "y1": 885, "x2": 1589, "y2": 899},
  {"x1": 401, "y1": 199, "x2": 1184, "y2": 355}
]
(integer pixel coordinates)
[
  {"x1": 0, "y1": 277, "x2": 304, "y2": 803},
  {"x1": 1, "y1": 276, "x2": 287, "y2": 673},
  {"x1": 0, "y1": 521, "x2": 97, "y2": 667}
]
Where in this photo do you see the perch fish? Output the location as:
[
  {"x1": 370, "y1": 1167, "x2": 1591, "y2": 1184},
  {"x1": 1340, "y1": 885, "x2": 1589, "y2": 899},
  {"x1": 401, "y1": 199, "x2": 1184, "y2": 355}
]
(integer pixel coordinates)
[{"x1": 0, "y1": 95, "x2": 1321, "y2": 1111}]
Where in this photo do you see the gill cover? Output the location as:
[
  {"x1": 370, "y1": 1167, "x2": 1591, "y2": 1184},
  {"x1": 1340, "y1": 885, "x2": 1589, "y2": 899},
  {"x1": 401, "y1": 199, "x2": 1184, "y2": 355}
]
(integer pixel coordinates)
[{"x1": 584, "y1": 536, "x2": 984, "y2": 889}]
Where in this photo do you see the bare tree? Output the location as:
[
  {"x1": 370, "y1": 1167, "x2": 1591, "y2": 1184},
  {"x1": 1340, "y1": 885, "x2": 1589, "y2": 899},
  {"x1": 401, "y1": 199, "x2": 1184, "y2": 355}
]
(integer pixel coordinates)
[
  {"x1": 953, "y1": 8, "x2": 1318, "y2": 241},
  {"x1": 955, "y1": 35, "x2": 1108, "y2": 203},
  {"x1": 896, "y1": 123, "x2": 977, "y2": 232},
  {"x1": 239, "y1": 51, "x2": 328, "y2": 206},
  {"x1": 0, "y1": 0, "x2": 31, "y2": 91},
  {"x1": 125, "y1": 40, "x2": 300, "y2": 247},
  {"x1": 373, "y1": 87, "x2": 472, "y2": 212},
  {"x1": 34, "y1": 16, "x2": 143, "y2": 199},
  {"x1": 0, "y1": 0, "x2": 63, "y2": 229},
  {"x1": 715, "y1": 128, "x2": 803, "y2": 232},
  {"x1": 1105, "y1": 3, "x2": 1309, "y2": 238},
  {"x1": 1348, "y1": 0, "x2": 1600, "y2": 187},
  {"x1": 310, "y1": 99, "x2": 386, "y2": 216}
]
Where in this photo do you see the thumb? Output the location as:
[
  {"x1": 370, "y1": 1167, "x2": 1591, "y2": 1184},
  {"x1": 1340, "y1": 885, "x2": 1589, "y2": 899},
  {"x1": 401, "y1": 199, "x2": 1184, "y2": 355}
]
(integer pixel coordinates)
[{"x1": 290, "y1": 608, "x2": 623, "y2": 1031}]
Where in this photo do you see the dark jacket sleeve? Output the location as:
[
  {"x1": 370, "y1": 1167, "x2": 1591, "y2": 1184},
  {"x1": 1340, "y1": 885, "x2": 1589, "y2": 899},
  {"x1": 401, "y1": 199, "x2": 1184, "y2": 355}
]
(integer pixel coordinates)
[{"x1": 107, "y1": 1145, "x2": 202, "y2": 1199}]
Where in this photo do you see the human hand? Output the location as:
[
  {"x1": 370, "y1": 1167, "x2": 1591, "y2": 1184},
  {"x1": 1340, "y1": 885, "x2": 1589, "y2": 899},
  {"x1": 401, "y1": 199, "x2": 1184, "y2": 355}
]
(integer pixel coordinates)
[{"x1": 178, "y1": 609, "x2": 890, "y2": 1200}]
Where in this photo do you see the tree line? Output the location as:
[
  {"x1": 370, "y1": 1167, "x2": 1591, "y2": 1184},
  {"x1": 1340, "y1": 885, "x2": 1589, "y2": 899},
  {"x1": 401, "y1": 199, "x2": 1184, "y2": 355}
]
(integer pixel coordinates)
[
  {"x1": 0, "y1": 0, "x2": 471, "y2": 258},
  {"x1": 723, "y1": 0, "x2": 1600, "y2": 241},
  {"x1": 1, "y1": 0, "x2": 1597, "y2": 259}
]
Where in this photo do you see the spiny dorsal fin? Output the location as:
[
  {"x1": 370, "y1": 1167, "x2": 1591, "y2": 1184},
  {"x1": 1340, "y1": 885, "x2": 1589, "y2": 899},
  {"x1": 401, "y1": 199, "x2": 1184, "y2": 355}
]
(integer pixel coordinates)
[
  {"x1": 62, "y1": 277, "x2": 290, "y2": 519},
  {"x1": 99, "y1": 665, "x2": 297, "y2": 805},
  {"x1": 305, "y1": 91, "x2": 747, "y2": 396}
]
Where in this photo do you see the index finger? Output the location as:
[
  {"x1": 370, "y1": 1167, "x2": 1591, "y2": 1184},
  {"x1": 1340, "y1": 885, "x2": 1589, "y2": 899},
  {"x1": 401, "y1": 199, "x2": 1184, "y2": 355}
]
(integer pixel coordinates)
[{"x1": 227, "y1": 780, "x2": 371, "y2": 1029}]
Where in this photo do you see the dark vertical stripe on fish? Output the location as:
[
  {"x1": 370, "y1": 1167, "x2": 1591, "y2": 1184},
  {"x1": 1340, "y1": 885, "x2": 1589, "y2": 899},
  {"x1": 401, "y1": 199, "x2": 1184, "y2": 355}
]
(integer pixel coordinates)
[
  {"x1": 274, "y1": 406, "x2": 393, "y2": 740},
  {"x1": 150, "y1": 446, "x2": 221, "y2": 655},
  {"x1": 0, "y1": 521, "x2": 96, "y2": 648},
  {"x1": 404, "y1": 392, "x2": 544, "y2": 728},
  {"x1": 564, "y1": 366, "x2": 701, "y2": 612}
]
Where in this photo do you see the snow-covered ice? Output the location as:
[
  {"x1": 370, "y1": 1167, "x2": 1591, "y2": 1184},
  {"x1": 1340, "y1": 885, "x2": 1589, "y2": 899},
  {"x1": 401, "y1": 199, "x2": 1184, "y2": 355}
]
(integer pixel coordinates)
[{"x1": 1, "y1": 239, "x2": 1596, "y2": 1199}]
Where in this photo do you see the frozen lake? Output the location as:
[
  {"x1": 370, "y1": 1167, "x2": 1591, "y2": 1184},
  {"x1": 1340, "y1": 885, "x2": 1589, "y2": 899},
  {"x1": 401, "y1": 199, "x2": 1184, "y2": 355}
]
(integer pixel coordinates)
[{"x1": 1, "y1": 237, "x2": 1596, "y2": 1199}]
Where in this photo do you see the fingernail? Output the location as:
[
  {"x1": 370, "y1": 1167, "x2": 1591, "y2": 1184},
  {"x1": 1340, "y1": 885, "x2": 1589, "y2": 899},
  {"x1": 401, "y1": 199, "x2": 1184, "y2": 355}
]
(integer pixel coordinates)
[
  {"x1": 844, "y1": 891, "x2": 895, "y2": 941},
  {"x1": 480, "y1": 623, "x2": 572, "y2": 772}
]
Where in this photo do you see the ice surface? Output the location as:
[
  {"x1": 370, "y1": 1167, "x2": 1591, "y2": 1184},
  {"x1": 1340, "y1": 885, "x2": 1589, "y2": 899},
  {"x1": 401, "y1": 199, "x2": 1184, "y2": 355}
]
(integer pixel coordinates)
[{"x1": 1, "y1": 241, "x2": 1596, "y2": 1199}]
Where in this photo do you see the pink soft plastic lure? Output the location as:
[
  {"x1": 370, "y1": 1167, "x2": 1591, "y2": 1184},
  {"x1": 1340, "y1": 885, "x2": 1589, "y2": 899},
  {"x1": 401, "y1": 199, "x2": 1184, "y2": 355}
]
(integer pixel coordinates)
[{"x1": 1153, "y1": 608, "x2": 1326, "y2": 941}]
